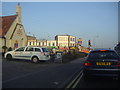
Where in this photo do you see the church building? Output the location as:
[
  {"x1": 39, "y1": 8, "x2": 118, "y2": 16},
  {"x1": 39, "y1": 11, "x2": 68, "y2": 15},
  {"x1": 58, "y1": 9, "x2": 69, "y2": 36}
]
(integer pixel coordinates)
[{"x1": 0, "y1": 3, "x2": 27, "y2": 52}]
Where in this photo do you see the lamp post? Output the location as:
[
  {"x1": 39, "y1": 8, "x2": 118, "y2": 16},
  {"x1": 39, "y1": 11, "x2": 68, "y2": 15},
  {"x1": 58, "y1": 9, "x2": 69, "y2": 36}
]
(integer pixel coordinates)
[
  {"x1": 93, "y1": 36, "x2": 99, "y2": 49},
  {"x1": 2, "y1": 36, "x2": 7, "y2": 53}
]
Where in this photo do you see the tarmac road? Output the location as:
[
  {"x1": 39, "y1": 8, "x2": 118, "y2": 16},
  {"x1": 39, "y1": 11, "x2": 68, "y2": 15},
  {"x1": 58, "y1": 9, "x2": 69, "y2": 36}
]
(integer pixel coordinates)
[
  {"x1": 2, "y1": 57, "x2": 84, "y2": 88},
  {"x1": 2, "y1": 56, "x2": 119, "y2": 89}
]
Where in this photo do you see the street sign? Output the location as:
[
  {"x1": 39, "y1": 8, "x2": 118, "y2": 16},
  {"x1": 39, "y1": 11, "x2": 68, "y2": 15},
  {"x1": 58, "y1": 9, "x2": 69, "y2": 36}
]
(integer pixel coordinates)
[{"x1": 78, "y1": 38, "x2": 82, "y2": 45}]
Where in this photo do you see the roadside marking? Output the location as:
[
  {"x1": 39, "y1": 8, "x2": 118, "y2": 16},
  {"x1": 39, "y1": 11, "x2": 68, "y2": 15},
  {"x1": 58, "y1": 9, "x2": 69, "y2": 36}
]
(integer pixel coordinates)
[
  {"x1": 66, "y1": 70, "x2": 83, "y2": 88},
  {"x1": 53, "y1": 82, "x2": 59, "y2": 85},
  {"x1": 57, "y1": 67, "x2": 83, "y2": 88},
  {"x1": 72, "y1": 73, "x2": 83, "y2": 88}
]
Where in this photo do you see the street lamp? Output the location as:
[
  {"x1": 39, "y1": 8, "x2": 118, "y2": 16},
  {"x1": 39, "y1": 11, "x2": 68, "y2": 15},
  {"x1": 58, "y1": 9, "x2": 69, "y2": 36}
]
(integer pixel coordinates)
[
  {"x1": 48, "y1": 36, "x2": 51, "y2": 40},
  {"x1": 93, "y1": 35, "x2": 99, "y2": 49}
]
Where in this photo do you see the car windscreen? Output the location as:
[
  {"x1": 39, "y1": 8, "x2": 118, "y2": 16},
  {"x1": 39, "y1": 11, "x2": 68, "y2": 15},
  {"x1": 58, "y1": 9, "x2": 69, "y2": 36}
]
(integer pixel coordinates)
[
  {"x1": 88, "y1": 51, "x2": 119, "y2": 59},
  {"x1": 42, "y1": 48, "x2": 48, "y2": 52}
]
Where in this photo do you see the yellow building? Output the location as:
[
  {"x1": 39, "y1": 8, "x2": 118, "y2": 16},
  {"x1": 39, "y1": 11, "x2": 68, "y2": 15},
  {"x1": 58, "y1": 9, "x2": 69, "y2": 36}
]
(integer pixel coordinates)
[
  {"x1": 27, "y1": 35, "x2": 37, "y2": 46},
  {"x1": 47, "y1": 40, "x2": 56, "y2": 47},
  {"x1": 55, "y1": 35, "x2": 76, "y2": 48},
  {"x1": 0, "y1": 3, "x2": 27, "y2": 52},
  {"x1": 27, "y1": 35, "x2": 47, "y2": 47}
]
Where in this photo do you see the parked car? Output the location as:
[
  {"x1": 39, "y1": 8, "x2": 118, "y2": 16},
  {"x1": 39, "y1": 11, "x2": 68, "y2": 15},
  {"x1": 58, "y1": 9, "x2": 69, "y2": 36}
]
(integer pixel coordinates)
[
  {"x1": 83, "y1": 49, "x2": 120, "y2": 79},
  {"x1": 4, "y1": 46, "x2": 50, "y2": 63}
]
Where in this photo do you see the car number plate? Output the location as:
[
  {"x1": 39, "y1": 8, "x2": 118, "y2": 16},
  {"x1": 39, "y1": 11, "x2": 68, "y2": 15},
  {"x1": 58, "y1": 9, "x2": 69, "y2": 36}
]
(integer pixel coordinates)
[{"x1": 96, "y1": 62, "x2": 111, "y2": 65}]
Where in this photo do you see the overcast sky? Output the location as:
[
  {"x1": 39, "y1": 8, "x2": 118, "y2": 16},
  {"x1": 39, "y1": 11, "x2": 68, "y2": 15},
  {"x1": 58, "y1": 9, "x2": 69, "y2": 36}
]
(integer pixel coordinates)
[{"x1": 2, "y1": 2, "x2": 118, "y2": 49}]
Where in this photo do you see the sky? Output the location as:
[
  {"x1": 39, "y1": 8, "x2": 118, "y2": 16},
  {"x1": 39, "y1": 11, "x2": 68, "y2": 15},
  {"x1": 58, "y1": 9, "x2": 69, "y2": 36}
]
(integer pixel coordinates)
[{"x1": 1, "y1": 2, "x2": 118, "y2": 49}]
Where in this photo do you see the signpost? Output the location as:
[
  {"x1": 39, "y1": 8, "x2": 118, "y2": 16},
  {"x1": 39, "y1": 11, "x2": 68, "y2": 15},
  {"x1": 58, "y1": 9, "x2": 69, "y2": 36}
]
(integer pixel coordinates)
[
  {"x1": 78, "y1": 38, "x2": 82, "y2": 46},
  {"x1": 54, "y1": 52, "x2": 63, "y2": 63}
]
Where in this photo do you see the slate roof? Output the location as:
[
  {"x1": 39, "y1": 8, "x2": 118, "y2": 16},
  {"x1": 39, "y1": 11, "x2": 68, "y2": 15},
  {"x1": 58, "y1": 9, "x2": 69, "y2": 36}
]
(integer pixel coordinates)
[{"x1": 0, "y1": 15, "x2": 17, "y2": 37}]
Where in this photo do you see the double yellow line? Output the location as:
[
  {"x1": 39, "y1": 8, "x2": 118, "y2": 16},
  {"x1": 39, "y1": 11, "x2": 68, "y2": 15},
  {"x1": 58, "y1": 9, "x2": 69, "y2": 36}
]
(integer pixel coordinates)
[{"x1": 65, "y1": 70, "x2": 83, "y2": 89}]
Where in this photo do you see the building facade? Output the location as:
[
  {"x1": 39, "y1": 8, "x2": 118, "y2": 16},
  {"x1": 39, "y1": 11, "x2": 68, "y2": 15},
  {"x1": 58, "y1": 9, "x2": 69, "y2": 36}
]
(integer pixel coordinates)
[
  {"x1": 47, "y1": 40, "x2": 56, "y2": 47},
  {"x1": 69, "y1": 35, "x2": 76, "y2": 47},
  {"x1": 27, "y1": 38, "x2": 56, "y2": 48},
  {"x1": 27, "y1": 35, "x2": 37, "y2": 46},
  {"x1": 37, "y1": 40, "x2": 47, "y2": 47},
  {"x1": 0, "y1": 4, "x2": 27, "y2": 52},
  {"x1": 55, "y1": 35, "x2": 76, "y2": 48}
]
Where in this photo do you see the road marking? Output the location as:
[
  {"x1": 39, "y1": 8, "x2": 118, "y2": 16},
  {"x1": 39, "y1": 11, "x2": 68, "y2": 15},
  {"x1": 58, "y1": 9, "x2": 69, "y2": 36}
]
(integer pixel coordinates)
[
  {"x1": 72, "y1": 73, "x2": 83, "y2": 88},
  {"x1": 57, "y1": 68, "x2": 83, "y2": 88},
  {"x1": 53, "y1": 82, "x2": 59, "y2": 85},
  {"x1": 66, "y1": 70, "x2": 83, "y2": 88}
]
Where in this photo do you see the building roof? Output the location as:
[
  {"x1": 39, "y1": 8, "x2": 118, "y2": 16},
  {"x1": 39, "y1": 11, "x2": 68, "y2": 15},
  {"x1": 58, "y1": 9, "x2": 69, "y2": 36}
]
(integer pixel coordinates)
[
  {"x1": 55, "y1": 35, "x2": 76, "y2": 38},
  {"x1": 0, "y1": 15, "x2": 17, "y2": 37},
  {"x1": 55, "y1": 35, "x2": 70, "y2": 36},
  {"x1": 27, "y1": 35, "x2": 36, "y2": 40}
]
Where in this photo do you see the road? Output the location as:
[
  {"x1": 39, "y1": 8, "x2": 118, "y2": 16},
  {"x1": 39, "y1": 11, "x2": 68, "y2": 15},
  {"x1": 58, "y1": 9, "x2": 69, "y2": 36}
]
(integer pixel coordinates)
[
  {"x1": 65, "y1": 70, "x2": 119, "y2": 88},
  {"x1": 76, "y1": 76, "x2": 119, "y2": 88},
  {"x1": 2, "y1": 57, "x2": 84, "y2": 88},
  {"x1": 2, "y1": 57, "x2": 119, "y2": 89}
]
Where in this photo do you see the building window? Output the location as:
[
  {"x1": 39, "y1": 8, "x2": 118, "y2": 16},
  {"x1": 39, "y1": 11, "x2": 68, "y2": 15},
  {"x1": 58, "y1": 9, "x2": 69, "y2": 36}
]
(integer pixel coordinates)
[
  {"x1": 73, "y1": 38, "x2": 75, "y2": 41},
  {"x1": 53, "y1": 43, "x2": 55, "y2": 46},
  {"x1": 49, "y1": 43, "x2": 50, "y2": 46},
  {"x1": 14, "y1": 40, "x2": 18, "y2": 48}
]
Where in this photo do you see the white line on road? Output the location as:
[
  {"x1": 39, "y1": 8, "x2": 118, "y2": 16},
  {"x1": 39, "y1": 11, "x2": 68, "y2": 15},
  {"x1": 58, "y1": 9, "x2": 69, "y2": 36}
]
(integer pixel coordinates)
[
  {"x1": 72, "y1": 73, "x2": 83, "y2": 88},
  {"x1": 66, "y1": 70, "x2": 83, "y2": 88},
  {"x1": 57, "y1": 67, "x2": 83, "y2": 88}
]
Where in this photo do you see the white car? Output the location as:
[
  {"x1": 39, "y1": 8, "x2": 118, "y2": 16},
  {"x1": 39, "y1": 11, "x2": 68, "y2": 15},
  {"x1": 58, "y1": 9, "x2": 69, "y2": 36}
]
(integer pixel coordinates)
[{"x1": 4, "y1": 46, "x2": 50, "y2": 63}]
